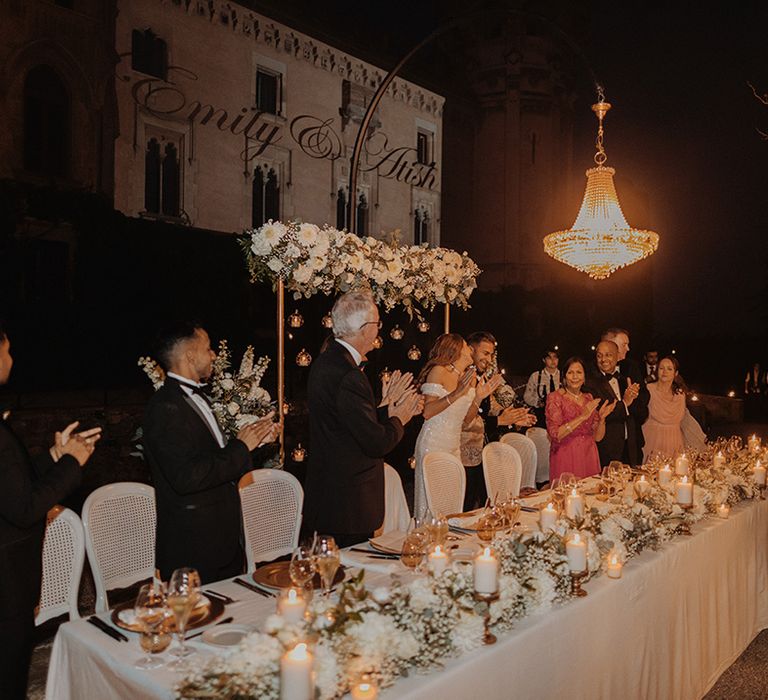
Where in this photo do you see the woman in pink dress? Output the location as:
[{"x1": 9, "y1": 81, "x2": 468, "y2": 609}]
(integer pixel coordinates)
[
  {"x1": 546, "y1": 357, "x2": 616, "y2": 480},
  {"x1": 642, "y1": 356, "x2": 686, "y2": 461}
]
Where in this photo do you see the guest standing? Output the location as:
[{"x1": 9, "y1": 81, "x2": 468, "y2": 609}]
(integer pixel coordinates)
[
  {"x1": 0, "y1": 322, "x2": 100, "y2": 700},
  {"x1": 546, "y1": 357, "x2": 615, "y2": 481},
  {"x1": 642, "y1": 356, "x2": 686, "y2": 461},
  {"x1": 602, "y1": 327, "x2": 643, "y2": 384},
  {"x1": 304, "y1": 290, "x2": 422, "y2": 547},
  {"x1": 142, "y1": 322, "x2": 278, "y2": 583},
  {"x1": 523, "y1": 347, "x2": 561, "y2": 426},
  {"x1": 643, "y1": 349, "x2": 659, "y2": 384},
  {"x1": 585, "y1": 340, "x2": 650, "y2": 467}
]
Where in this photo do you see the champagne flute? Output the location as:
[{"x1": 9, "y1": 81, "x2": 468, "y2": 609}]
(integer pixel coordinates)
[
  {"x1": 312, "y1": 535, "x2": 340, "y2": 599},
  {"x1": 134, "y1": 582, "x2": 171, "y2": 670},
  {"x1": 289, "y1": 544, "x2": 316, "y2": 599},
  {"x1": 166, "y1": 567, "x2": 201, "y2": 668},
  {"x1": 424, "y1": 512, "x2": 449, "y2": 546}
]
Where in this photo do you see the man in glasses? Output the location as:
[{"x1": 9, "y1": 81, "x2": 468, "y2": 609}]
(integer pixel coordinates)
[{"x1": 304, "y1": 290, "x2": 424, "y2": 547}]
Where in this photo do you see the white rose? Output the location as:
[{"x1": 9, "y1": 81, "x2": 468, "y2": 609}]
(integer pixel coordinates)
[
  {"x1": 293, "y1": 264, "x2": 312, "y2": 284},
  {"x1": 260, "y1": 221, "x2": 287, "y2": 248},
  {"x1": 297, "y1": 223, "x2": 319, "y2": 246},
  {"x1": 220, "y1": 378, "x2": 235, "y2": 391},
  {"x1": 250, "y1": 233, "x2": 272, "y2": 256},
  {"x1": 227, "y1": 401, "x2": 240, "y2": 416},
  {"x1": 267, "y1": 257, "x2": 284, "y2": 272}
]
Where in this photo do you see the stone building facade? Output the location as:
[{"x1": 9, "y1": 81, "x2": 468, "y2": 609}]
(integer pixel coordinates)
[{"x1": 114, "y1": 0, "x2": 445, "y2": 244}]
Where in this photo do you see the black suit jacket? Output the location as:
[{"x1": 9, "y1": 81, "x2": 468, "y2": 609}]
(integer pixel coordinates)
[
  {"x1": 142, "y1": 377, "x2": 252, "y2": 583},
  {"x1": 303, "y1": 341, "x2": 404, "y2": 535},
  {"x1": 585, "y1": 367, "x2": 650, "y2": 467},
  {"x1": 0, "y1": 420, "x2": 81, "y2": 618}
]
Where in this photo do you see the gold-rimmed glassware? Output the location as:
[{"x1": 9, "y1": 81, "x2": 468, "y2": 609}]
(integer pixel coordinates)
[
  {"x1": 166, "y1": 567, "x2": 201, "y2": 668},
  {"x1": 133, "y1": 582, "x2": 171, "y2": 670},
  {"x1": 312, "y1": 535, "x2": 340, "y2": 599}
]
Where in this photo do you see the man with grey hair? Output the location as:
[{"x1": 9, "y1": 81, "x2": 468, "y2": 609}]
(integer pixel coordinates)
[{"x1": 304, "y1": 290, "x2": 423, "y2": 546}]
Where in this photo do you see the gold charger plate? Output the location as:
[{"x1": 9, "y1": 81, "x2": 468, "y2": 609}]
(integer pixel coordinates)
[
  {"x1": 252, "y1": 560, "x2": 345, "y2": 590},
  {"x1": 111, "y1": 593, "x2": 224, "y2": 633}
]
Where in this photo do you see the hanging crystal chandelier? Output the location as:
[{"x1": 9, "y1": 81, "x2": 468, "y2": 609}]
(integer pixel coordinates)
[{"x1": 543, "y1": 91, "x2": 659, "y2": 280}]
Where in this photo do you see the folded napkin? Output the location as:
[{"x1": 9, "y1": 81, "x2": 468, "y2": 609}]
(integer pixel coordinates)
[
  {"x1": 369, "y1": 531, "x2": 406, "y2": 554},
  {"x1": 340, "y1": 550, "x2": 401, "y2": 575},
  {"x1": 448, "y1": 513, "x2": 482, "y2": 530}
]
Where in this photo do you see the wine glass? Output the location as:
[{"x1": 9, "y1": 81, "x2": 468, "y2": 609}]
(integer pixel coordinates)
[
  {"x1": 133, "y1": 582, "x2": 171, "y2": 670},
  {"x1": 166, "y1": 567, "x2": 201, "y2": 668},
  {"x1": 400, "y1": 531, "x2": 427, "y2": 570},
  {"x1": 502, "y1": 492, "x2": 521, "y2": 532},
  {"x1": 312, "y1": 535, "x2": 340, "y2": 599},
  {"x1": 424, "y1": 512, "x2": 449, "y2": 546},
  {"x1": 289, "y1": 544, "x2": 316, "y2": 600}
]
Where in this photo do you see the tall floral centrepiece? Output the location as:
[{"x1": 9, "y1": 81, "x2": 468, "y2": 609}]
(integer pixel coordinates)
[
  {"x1": 176, "y1": 438, "x2": 764, "y2": 699},
  {"x1": 242, "y1": 221, "x2": 480, "y2": 315}
]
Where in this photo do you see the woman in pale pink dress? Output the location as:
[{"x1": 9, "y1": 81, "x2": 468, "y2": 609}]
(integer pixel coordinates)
[
  {"x1": 642, "y1": 356, "x2": 686, "y2": 461},
  {"x1": 546, "y1": 357, "x2": 616, "y2": 481}
]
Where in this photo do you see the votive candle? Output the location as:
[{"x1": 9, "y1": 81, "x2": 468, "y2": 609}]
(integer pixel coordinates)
[
  {"x1": 473, "y1": 547, "x2": 499, "y2": 594},
  {"x1": 634, "y1": 475, "x2": 651, "y2": 498},
  {"x1": 658, "y1": 464, "x2": 673, "y2": 486},
  {"x1": 713, "y1": 451, "x2": 726, "y2": 469},
  {"x1": 717, "y1": 503, "x2": 731, "y2": 519},
  {"x1": 280, "y1": 642, "x2": 313, "y2": 700},
  {"x1": 566, "y1": 533, "x2": 587, "y2": 573},
  {"x1": 428, "y1": 544, "x2": 450, "y2": 577},
  {"x1": 540, "y1": 502, "x2": 558, "y2": 531},
  {"x1": 277, "y1": 588, "x2": 307, "y2": 625},
  {"x1": 753, "y1": 460, "x2": 767, "y2": 486},
  {"x1": 676, "y1": 476, "x2": 693, "y2": 505},
  {"x1": 674, "y1": 454, "x2": 690, "y2": 476},
  {"x1": 350, "y1": 678, "x2": 378, "y2": 700},
  {"x1": 749, "y1": 434, "x2": 761, "y2": 454},
  {"x1": 565, "y1": 488, "x2": 584, "y2": 520},
  {"x1": 606, "y1": 554, "x2": 623, "y2": 579}
]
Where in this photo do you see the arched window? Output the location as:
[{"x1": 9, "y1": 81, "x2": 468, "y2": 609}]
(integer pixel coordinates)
[
  {"x1": 23, "y1": 65, "x2": 70, "y2": 177},
  {"x1": 336, "y1": 188, "x2": 347, "y2": 230},
  {"x1": 144, "y1": 134, "x2": 181, "y2": 217},
  {"x1": 356, "y1": 193, "x2": 368, "y2": 236},
  {"x1": 144, "y1": 138, "x2": 161, "y2": 213},
  {"x1": 252, "y1": 166, "x2": 280, "y2": 227},
  {"x1": 414, "y1": 206, "x2": 430, "y2": 245},
  {"x1": 161, "y1": 142, "x2": 180, "y2": 217}
]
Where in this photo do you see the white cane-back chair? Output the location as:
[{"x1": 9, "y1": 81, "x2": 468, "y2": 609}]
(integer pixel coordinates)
[
  {"x1": 526, "y1": 426, "x2": 551, "y2": 484},
  {"x1": 239, "y1": 469, "x2": 303, "y2": 572},
  {"x1": 482, "y1": 442, "x2": 523, "y2": 501},
  {"x1": 500, "y1": 433, "x2": 538, "y2": 490},
  {"x1": 379, "y1": 463, "x2": 410, "y2": 534},
  {"x1": 82, "y1": 482, "x2": 156, "y2": 613},
  {"x1": 422, "y1": 451, "x2": 466, "y2": 516},
  {"x1": 36, "y1": 506, "x2": 85, "y2": 625}
]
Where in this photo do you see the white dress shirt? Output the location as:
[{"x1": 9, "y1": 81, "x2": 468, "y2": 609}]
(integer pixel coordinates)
[
  {"x1": 167, "y1": 372, "x2": 226, "y2": 448},
  {"x1": 335, "y1": 338, "x2": 363, "y2": 366}
]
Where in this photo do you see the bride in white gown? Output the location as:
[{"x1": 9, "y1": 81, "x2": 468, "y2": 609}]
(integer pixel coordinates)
[{"x1": 413, "y1": 334, "x2": 500, "y2": 518}]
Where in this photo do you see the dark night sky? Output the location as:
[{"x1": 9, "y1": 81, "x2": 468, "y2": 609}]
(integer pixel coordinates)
[{"x1": 252, "y1": 0, "x2": 768, "y2": 338}]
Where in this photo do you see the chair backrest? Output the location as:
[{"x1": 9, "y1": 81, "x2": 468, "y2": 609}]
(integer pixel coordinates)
[
  {"x1": 239, "y1": 469, "x2": 303, "y2": 571},
  {"x1": 82, "y1": 482, "x2": 156, "y2": 613},
  {"x1": 526, "y1": 426, "x2": 551, "y2": 484},
  {"x1": 380, "y1": 463, "x2": 410, "y2": 534},
  {"x1": 500, "y1": 432, "x2": 538, "y2": 490},
  {"x1": 422, "y1": 451, "x2": 466, "y2": 516},
  {"x1": 36, "y1": 506, "x2": 85, "y2": 625},
  {"x1": 482, "y1": 442, "x2": 522, "y2": 501}
]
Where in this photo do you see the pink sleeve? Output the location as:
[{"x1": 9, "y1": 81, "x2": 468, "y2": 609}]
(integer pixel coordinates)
[{"x1": 546, "y1": 392, "x2": 563, "y2": 442}]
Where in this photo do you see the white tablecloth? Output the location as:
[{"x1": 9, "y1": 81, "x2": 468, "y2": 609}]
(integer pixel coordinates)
[{"x1": 46, "y1": 499, "x2": 768, "y2": 700}]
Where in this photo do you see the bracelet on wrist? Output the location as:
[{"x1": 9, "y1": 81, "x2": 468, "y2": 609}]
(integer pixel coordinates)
[{"x1": 446, "y1": 395, "x2": 452, "y2": 405}]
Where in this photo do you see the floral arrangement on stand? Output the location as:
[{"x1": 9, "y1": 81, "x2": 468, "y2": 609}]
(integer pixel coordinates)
[
  {"x1": 138, "y1": 341, "x2": 273, "y2": 438},
  {"x1": 176, "y1": 439, "x2": 766, "y2": 699},
  {"x1": 242, "y1": 220, "x2": 481, "y2": 316}
]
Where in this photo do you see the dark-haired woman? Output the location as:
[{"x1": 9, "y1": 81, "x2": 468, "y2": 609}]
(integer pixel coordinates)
[
  {"x1": 546, "y1": 357, "x2": 615, "y2": 481},
  {"x1": 642, "y1": 356, "x2": 686, "y2": 461}
]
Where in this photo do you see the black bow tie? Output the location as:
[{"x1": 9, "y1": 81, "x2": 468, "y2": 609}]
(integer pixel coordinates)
[
  {"x1": 603, "y1": 371, "x2": 620, "y2": 380},
  {"x1": 177, "y1": 379, "x2": 213, "y2": 406}
]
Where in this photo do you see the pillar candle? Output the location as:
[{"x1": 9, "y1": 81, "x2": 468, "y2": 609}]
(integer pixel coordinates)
[
  {"x1": 676, "y1": 476, "x2": 693, "y2": 505},
  {"x1": 634, "y1": 475, "x2": 651, "y2": 498},
  {"x1": 748, "y1": 435, "x2": 761, "y2": 454},
  {"x1": 565, "y1": 488, "x2": 584, "y2": 520},
  {"x1": 658, "y1": 464, "x2": 673, "y2": 486},
  {"x1": 539, "y1": 502, "x2": 558, "y2": 531},
  {"x1": 280, "y1": 643, "x2": 313, "y2": 700},
  {"x1": 674, "y1": 454, "x2": 689, "y2": 476},
  {"x1": 566, "y1": 533, "x2": 587, "y2": 573},
  {"x1": 753, "y1": 460, "x2": 767, "y2": 486},
  {"x1": 713, "y1": 451, "x2": 726, "y2": 469},
  {"x1": 606, "y1": 554, "x2": 623, "y2": 579},
  {"x1": 428, "y1": 545, "x2": 450, "y2": 577},
  {"x1": 473, "y1": 547, "x2": 499, "y2": 594},
  {"x1": 277, "y1": 588, "x2": 307, "y2": 625}
]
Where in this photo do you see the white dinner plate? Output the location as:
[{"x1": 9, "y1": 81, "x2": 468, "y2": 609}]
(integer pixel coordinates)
[{"x1": 201, "y1": 624, "x2": 252, "y2": 647}]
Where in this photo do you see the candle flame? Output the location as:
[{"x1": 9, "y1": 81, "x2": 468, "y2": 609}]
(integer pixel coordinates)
[
  {"x1": 287, "y1": 588, "x2": 298, "y2": 602},
  {"x1": 681, "y1": 476, "x2": 689, "y2": 484},
  {"x1": 611, "y1": 555, "x2": 618, "y2": 565},
  {"x1": 358, "y1": 683, "x2": 372, "y2": 692},
  {"x1": 546, "y1": 502, "x2": 554, "y2": 510},
  {"x1": 483, "y1": 546, "x2": 492, "y2": 557},
  {"x1": 572, "y1": 533, "x2": 581, "y2": 544},
  {"x1": 571, "y1": 487, "x2": 578, "y2": 496},
  {"x1": 639, "y1": 475, "x2": 646, "y2": 482},
  {"x1": 434, "y1": 545, "x2": 442, "y2": 555},
  {"x1": 289, "y1": 642, "x2": 309, "y2": 660},
  {"x1": 756, "y1": 460, "x2": 762, "y2": 469}
]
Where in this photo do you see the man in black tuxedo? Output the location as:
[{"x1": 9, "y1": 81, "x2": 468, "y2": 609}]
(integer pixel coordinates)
[
  {"x1": 304, "y1": 290, "x2": 423, "y2": 547},
  {"x1": 585, "y1": 340, "x2": 649, "y2": 467},
  {"x1": 602, "y1": 327, "x2": 643, "y2": 384},
  {"x1": 0, "y1": 323, "x2": 100, "y2": 699},
  {"x1": 142, "y1": 322, "x2": 277, "y2": 583}
]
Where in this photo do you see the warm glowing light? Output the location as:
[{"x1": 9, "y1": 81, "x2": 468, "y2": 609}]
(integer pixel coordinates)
[
  {"x1": 728, "y1": 390, "x2": 736, "y2": 398},
  {"x1": 544, "y1": 96, "x2": 659, "y2": 279}
]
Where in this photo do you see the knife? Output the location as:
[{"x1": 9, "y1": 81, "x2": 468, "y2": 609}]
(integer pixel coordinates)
[
  {"x1": 186, "y1": 616, "x2": 234, "y2": 640},
  {"x1": 233, "y1": 577, "x2": 274, "y2": 597},
  {"x1": 87, "y1": 616, "x2": 128, "y2": 642},
  {"x1": 349, "y1": 548, "x2": 399, "y2": 559}
]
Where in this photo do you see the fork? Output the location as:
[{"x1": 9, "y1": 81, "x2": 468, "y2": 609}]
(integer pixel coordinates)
[{"x1": 205, "y1": 589, "x2": 237, "y2": 604}]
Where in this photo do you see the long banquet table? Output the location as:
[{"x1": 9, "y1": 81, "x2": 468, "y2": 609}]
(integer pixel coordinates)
[{"x1": 46, "y1": 498, "x2": 768, "y2": 700}]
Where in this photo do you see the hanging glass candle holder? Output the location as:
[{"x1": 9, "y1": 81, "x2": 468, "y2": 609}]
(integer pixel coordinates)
[
  {"x1": 321, "y1": 313, "x2": 333, "y2": 329},
  {"x1": 292, "y1": 444, "x2": 306, "y2": 462},
  {"x1": 372, "y1": 335, "x2": 384, "y2": 349},
  {"x1": 288, "y1": 310, "x2": 304, "y2": 328},
  {"x1": 390, "y1": 325, "x2": 404, "y2": 340},
  {"x1": 282, "y1": 402, "x2": 291, "y2": 416},
  {"x1": 296, "y1": 348, "x2": 312, "y2": 367},
  {"x1": 408, "y1": 456, "x2": 416, "y2": 470},
  {"x1": 417, "y1": 320, "x2": 430, "y2": 333},
  {"x1": 379, "y1": 367, "x2": 392, "y2": 384},
  {"x1": 407, "y1": 345, "x2": 422, "y2": 361}
]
